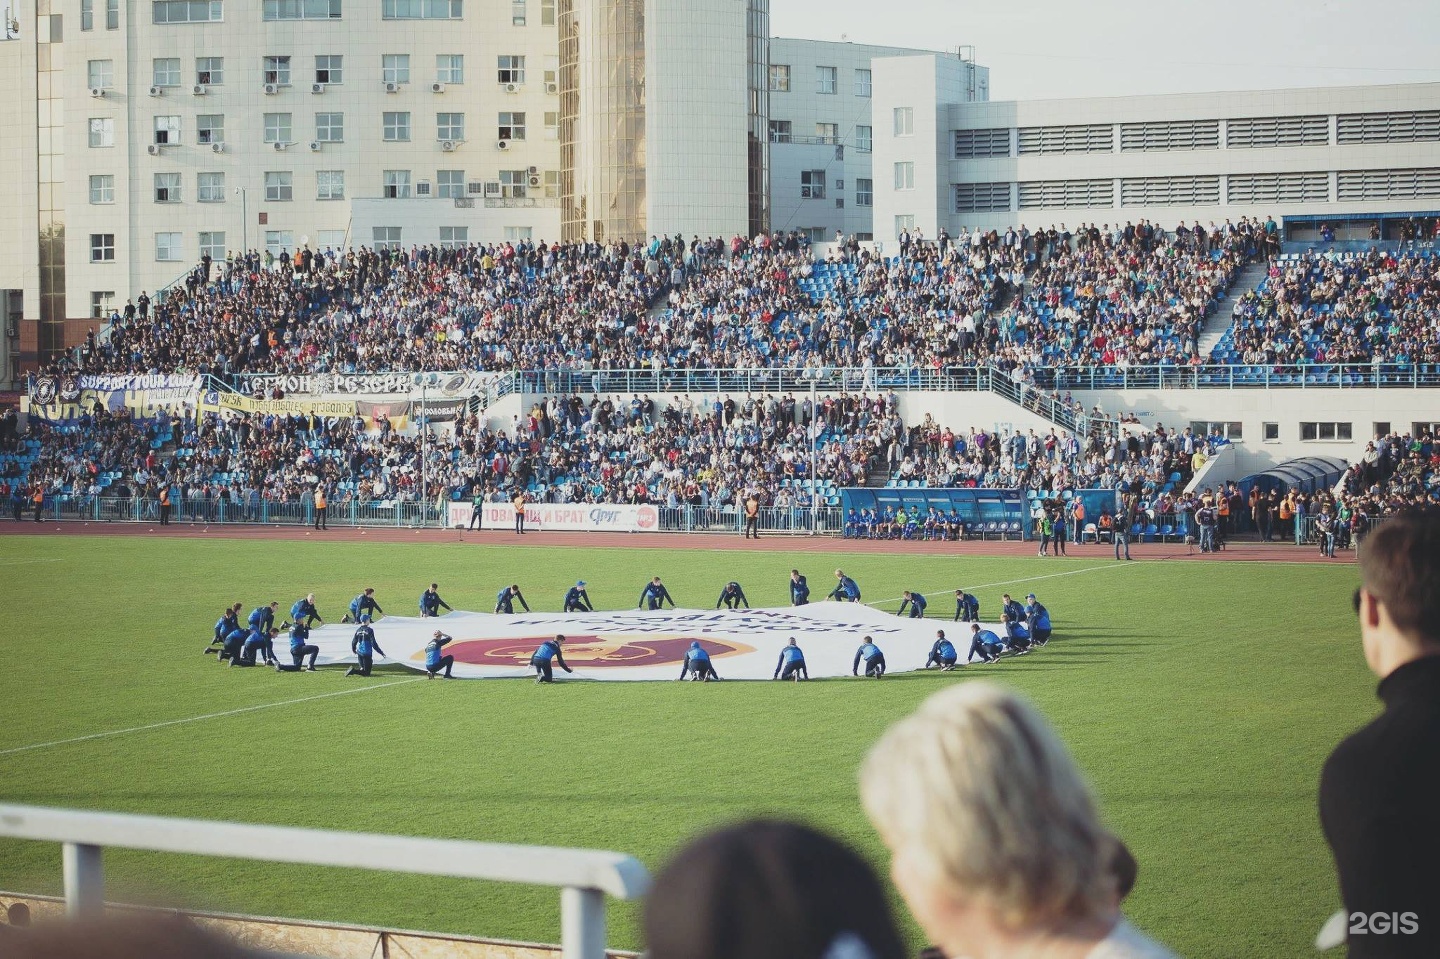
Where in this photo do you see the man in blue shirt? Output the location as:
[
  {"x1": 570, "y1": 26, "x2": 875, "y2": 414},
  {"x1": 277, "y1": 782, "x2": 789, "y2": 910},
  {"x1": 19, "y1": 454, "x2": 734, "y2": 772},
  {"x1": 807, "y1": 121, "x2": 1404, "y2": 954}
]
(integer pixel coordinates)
[
  {"x1": 344, "y1": 588, "x2": 384, "y2": 624},
  {"x1": 828, "y1": 569, "x2": 861, "y2": 602},
  {"x1": 1024, "y1": 593, "x2": 1053, "y2": 646},
  {"x1": 853, "y1": 637, "x2": 886, "y2": 677},
  {"x1": 288, "y1": 594, "x2": 323, "y2": 629},
  {"x1": 218, "y1": 625, "x2": 250, "y2": 665},
  {"x1": 531, "y1": 634, "x2": 572, "y2": 683},
  {"x1": 925, "y1": 630, "x2": 959, "y2": 670},
  {"x1": 273, "y1": 621, "x2": 320, "y2": 672},
  {"x1": 967, "y1": 623, "x2": 1003, "y2": 664},
  {"x1": 205, "y1": 603, "x2": 243, "y2": 655},
  {"x1": 344, "y1": 615, "x2": 386, "y2": 677},
  {"x1": 1001, "y1": 593, "x2": 1033, "y2": 653},
  {"x1": 679, "y1": 641, "x2": 719, "y2": 681},
  {"x1": 638, "y1": 577, "x2": 675, "y2": 610},
  {"x1": 248, "y1": 602, "x2": 279, "y2": 635},
  {"x1": 897, "y1": 590, "x2": 928, "y2": 618},
  {"x1": 953, "y1": 589, "x2": 980, "y2": 623},
  {"x1": 495, "y1": 584, "x2": 531, "y2": 614},
  {"x1": 240, "y1": 626, "x2": 280, "y2": 667},
  {"x1": 419, "y1": 583, "x2": 452, "y2": 617},
  {"x1": 564, "y1": 581, "x2": 594, "y2": 612},
  {"x1": 789, "y1": 569, "x2": 810, "y2": 606},
  {"x1": 716, "y1": 581, "x2": 750, "y2": 610},
  {"x1": 425, "y1": 630, "x2": 455, "y2": 679},
  {"x1": 773, "y1": 638, "x2": 808, "y2": 681}
]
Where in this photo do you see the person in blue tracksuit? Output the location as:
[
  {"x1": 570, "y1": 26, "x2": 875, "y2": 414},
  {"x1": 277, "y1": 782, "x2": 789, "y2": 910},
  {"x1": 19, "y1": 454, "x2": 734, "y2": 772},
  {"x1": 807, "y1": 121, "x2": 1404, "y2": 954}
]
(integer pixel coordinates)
[
  {"x1": 828, "y1": 569, "x2": 861, "y2": 602},
  {"x1": 953, "y1": 589, "x2": 980, "y2": 623},
  {"x1": 1024, "y1": 593, "x2": 1052, "y2": 645},
  {"x1": 344, "y1": 615, "x2": 386, "y2": 676},
  {"x1": 563, "y1": 581, "x2": 594, "y2": 612},
  {"x1": 531, "y1": 634, "x2": 572, "y2": 682},
  {"x1": 289, "y1": 594, "x2": 323, "y2": 629},
  {"x1": 968, "y1": 623, "x2": 1003, "y2": 664},
  {"x1": 789, "y1": 569, "x2": 810, "y2": 606},
  {"x1": 419, "y1": 583, "x2": 452, "y2": 617},
  {"x1": 248, "y1": 602, "x2": 279, "y2": 635},
  {"x1": 897, "y1": 590, "x2": 928, "y2": 618},
  {"x1": 716, "y1": 581, "x2": 749, "y2": 610},
  {"x1": 925, "y1": 630, "x2": 959, "y2": 670},
  {"x1": 773, "y1": 638, "x2": 808, "y2": 681},
  {"x1": 495, "y1": 584, "x2": 531, "y2": 614},
  {"x1": 425, "y1": 630, "x2": 455, "y2": 679},
  {"x1": 344, "y1": 588, "x2": 384, "y2": 623},
  {"x1": 206, "y1": 603, "x2": 243, "y2": 655},
  {"x1": 273, "y1": 621, "x2": 320, "y2": 672},
  {"x1": 238, "y1": 626, "x2": 279, "y2": 667},
  {"x1": 853, "y1": 637, "x2": 886, "y2": 677},
  {"x1": 679, "y1": 641, "x2": 719, "y2": 681},
  {"x1": 638, "y1": 577, "x2": 675, "y2": 610},
  {"x1": 1000, "y1": 593, "x2": 1032, "y2": 653},
  {"x1": 218, "y1": 625, "x2": 250, "y2": 664}
]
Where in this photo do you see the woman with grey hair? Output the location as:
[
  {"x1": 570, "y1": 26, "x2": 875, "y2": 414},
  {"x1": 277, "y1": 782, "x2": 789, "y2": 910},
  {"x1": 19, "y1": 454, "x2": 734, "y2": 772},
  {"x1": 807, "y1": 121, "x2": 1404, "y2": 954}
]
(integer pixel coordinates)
[{"x1": 860, "y1": 682, "x2": 1177, "y2": 959}]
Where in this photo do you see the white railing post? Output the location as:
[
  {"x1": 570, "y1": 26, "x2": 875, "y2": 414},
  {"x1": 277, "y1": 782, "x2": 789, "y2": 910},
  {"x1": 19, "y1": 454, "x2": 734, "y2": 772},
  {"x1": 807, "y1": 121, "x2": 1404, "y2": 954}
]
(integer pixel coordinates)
[
  {"x1": 560, "y1": 886, "x2": 606, "y2": 959},
  {"x1": 62, "y1": 841, "x2": 105, "y2": 918}
]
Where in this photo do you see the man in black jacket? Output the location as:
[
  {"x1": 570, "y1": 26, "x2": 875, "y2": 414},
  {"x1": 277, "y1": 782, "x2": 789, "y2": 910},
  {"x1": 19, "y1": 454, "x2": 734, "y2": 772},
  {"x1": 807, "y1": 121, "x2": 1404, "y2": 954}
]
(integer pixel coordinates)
[{"x1": 1319, "y1": 507, "x2": 1440, "y2": 958}]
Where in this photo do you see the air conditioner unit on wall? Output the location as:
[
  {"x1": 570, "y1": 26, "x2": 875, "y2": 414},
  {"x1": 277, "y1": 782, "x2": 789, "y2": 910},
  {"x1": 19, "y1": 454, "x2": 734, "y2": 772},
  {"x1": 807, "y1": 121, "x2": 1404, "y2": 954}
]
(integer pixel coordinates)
[
  {"x1": 384, "y1": 81, "x2": 401, "y2": 93},
  {"x1": 431, "y1": 82, "x2": 446, "y2": 94},
  {"x1": 263, "y1": 82, "x2": 279, "y2": 95},
  {"x1": 528, "y1": 175, "x2": 540, "y2": 187},
  {"x1": 146, "y1": 144, "x2": 161, "y2": 156},
  {"x1": 193, "y1": 84, "x2": 208, "y2": 96},
  {"x1": 495, "y1": 139, "x2": 509, "y2": 150},
  {"x1": 148, "y1": 85, "x2": 163, "y2": 97},
  {"x1": 272, "y1": 140, "x2": 287, "y2": 151},
  {"x1": 311, "y1": 82, "x2": 325, "y2": 94},
  {"x1": 544, "y1": 81, "x2": 557, "y2": 94},
  {"x1": 309, "y1": 140, "x2": 322, "y2": 152},
  {"x1": 211, "y1": 141, "x2": 225, "y2": 153},
  {"x1": 503, "y1": 82, "x2": 519, "y2": 94},
  {"x1": 89, "y1": 87, "x2": 105, "y2": 98},
  {"x1": 441, "y1": 140, "x2": 457, "y2": 152}
]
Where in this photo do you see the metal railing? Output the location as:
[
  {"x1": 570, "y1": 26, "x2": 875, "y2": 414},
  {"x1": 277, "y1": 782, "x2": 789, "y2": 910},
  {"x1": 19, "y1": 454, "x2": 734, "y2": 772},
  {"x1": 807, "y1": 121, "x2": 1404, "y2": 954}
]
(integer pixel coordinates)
[
  {"x1": 655, "y1": 504, "x2": 842, "y2": 535},
  {"x1": 35, "y1": 495, "x2": 440, "y2": 528},
  {"x1": 0, "y1": 804, "x2": 648, "y2": 959}
]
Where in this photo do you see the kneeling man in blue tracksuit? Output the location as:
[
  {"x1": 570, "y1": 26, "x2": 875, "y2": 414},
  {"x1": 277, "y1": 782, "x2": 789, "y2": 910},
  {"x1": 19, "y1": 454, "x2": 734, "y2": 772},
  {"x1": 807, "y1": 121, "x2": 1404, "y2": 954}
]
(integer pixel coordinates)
[
  {"x1": 425, "y1": 630, "x2": 455, "y2": 679},
  {"x1": 532, "y1": 634, "x2": 572, "y2": 682},
  {"x1": 853, "y1": 637, "x2": 886, "y2": 677},
  {"x1": 925, "y1": 630, "x2": 959, "y2": 670},
  {"x1": 679, "y1": 641, "x2": 720, "y2": 681},
  {"x1": 344, "y1": 615, "x2": 386, "y2": 677},
  {"x1": 773, "y1": 638, "x2": 808, "y2": 681},
  {"x1": 898, "y1": 590, "x2": 928, "y2": 618},
  {"x1": 968, "y1": 623, "x2": 1003, "y2": 664}
]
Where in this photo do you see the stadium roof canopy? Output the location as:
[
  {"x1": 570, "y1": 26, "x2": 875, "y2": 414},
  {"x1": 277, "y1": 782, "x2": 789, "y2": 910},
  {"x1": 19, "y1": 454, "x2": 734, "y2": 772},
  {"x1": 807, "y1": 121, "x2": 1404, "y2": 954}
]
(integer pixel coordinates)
[{"x1": 1241, "y1": 457, "x2": 1350, "y2": 494}]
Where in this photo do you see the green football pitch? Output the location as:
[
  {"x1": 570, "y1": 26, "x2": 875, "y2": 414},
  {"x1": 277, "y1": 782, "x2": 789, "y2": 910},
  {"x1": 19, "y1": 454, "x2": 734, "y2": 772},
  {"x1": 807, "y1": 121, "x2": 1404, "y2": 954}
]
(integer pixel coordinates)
[{"x1": 0, "y1": 534, "x2": 1372, "y2": 957}]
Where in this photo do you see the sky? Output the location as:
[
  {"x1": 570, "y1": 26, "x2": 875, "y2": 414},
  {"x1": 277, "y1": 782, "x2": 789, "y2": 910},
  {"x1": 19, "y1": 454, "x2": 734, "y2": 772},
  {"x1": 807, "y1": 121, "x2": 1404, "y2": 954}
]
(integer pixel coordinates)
[{"x1": 770, "y1": 0, "x2": 1440, "y2": 101}]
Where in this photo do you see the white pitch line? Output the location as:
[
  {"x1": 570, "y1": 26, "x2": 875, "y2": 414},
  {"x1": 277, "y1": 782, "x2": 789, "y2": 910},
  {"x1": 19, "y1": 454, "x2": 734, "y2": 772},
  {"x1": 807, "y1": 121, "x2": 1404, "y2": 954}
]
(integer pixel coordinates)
[
  {"x1": 865, "y1": 561, "x2": 1133, "y2": 607},
  {"x1": 0, "y1": 558, "x2": 65, "y2": 567},
  {"x1": 0, "y1": 678, "x2": 422, "y2": 758}
]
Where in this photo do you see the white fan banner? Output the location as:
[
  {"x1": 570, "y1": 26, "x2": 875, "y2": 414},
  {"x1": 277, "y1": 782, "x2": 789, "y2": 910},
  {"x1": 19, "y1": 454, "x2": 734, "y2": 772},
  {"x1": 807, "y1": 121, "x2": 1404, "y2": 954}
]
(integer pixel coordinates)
[
  {"x1": 444, "y1": 501, "x2": 661, "y2": 533},
  {"x1": 298, "y1": 604, "x2": 1009, "y2": 680}
]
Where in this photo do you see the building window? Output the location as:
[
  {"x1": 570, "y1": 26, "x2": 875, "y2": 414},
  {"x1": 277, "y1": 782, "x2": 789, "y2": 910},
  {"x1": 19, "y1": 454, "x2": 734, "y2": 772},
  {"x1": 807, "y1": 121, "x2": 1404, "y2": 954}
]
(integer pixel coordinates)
[
  {"x1": 316, "y1": 229, "x2": 346, "y2": 250},
  {"x1": 263, "y1": 55, "x2": 291, "y2": 86},
  {"x1": 768, "y1": 64, "x2": 789, "y2": 92},
  {"x1": 155, "y1": 232, "x2": 182, "y2": 261},
  {"x1": 800, "y1": 170, "x2": 826, "y2": 199},
  {"x1": 1300, "y1": 422, "x2": 1353, "y2": 441},
  {"x1": 544, "y1": 111, "x2": 558, "y2": 139},
  {"x1": 503, "y1": 226, "x2": 533, "y2": 241},
  {"x1": 88, "y1": 118, "x2": 115, "y2": 148},
  {"x1": 154, "y1": 115, "x2": 181, "y2": 145},
  {"x1": 510, "y1": 0, "x2": 524, "y2": 24},
  {"x1": 265, "y1": 230, "x2": 295, "y2": 255},
  {"x1": 382, "y1": 0, "x2": 460, "y2": 16},
  {"x1": 264, "y1": 171, "x2": 293, "y2": 201},
  {"x1": 153, "y1": 58, "x2": 181, "y2": 87},
  {"x1": 540, "y1": 0, "x2": 553, "y2": 24},
  {"x1": 856, "y1": 125, "x2": 872, "y2": 152},
  {"x1": 315, "y1": 55, "x2": 343, "y2": 84},
  {"x1": 437, "y1": 170, "x2": 465, "y2": 198},
  {"x1": 154, "y1": 172, "x2": 182, "y2": 203},
  {"x1": 854, "y1": 68, "x2": 871, "y2": 97},
  {"x1": 894, "y1": 215, "x2": 915, "y2": 234},
  {"x1": 894, "y1": 107, "x2": 914, "y2": 136},
  {"x1": 196, "y1": 57, "x2": 224, "y2": 85},
  {"x1": 87, "y1": 60, "x2": 115, "y2": 90},
  {"x1": 439, "y1": 226, "x2": 468, "y2": 248},
  {"x1": 768, "y1": 120, "x2": 791, "y2": 143},
  {"x1": 543, "y1": 169, "x2": 559, "y2": 198},
  {"x1": 1262, "y1": 422, "x2": 1279, "y2": 442},
  {"x1": 815, "y1": 122, "x2": 839, "y2": 145},
  {"x1": 437, "y1": 112, "x2": 465, "y2": 141},
  {"x1": 81, "y1": 0, "x2": 93, "y2": 30},
  {"x1": 263, "y1": 0, "x2": 341, "y2": 18},
  {"x1": 106, "y1": 0, "x2": 120, "y2": 27},
  {"x1": 383, "y1": 111, "x2": 411, "y2": 141},
  {"x1": 498, "y1": 169, "x2": 527, "y2": 197},
  {"x1": 816, "y1": 65, "x2": 836, "y2": 95},
  {"x1": 383, "y1": 169, "x2": 411, "y2": 198},
  {"x1": 372, "y1": 226, "x2": 402, "y2": 250},
  {"x1": 544, "y1": 54, "x2": 557, "y2": 86},
  {"x1": 153, "y1": 0, "x2": 221, "y2": 22},
  {"x1": 199, "y1": 231, "x2": 226, "y2": 259},
  {"x1": 497, "y1": 55, "x2": 525, "y2": 84},
  {"x1": 315, "y1": 112, "x2": 343, "y2": 142},
  {"x1": 317, "y1": 170, "x2": 345, "y2": 199},
  {"x1": 856, "y1": 178, "x2": 873, "y2": 207},
  {"x1": 89, "y1": 175, "x2": 115, "y2": 204},
  {"x1": 197, "y1": 172, "x2": 225, "y2": 202},
  {"x1": 436, "y1": 54, "x2": 463, "y2": 84},
  {"x1": 382, "y1": 54, "x2": 410, "y2": 84},
  {"x1": 90, "y1": 234, "x2": 116, "y2": 262},
  {"x1": 498, "y1": 111, "x2": 525, "y2": 140},
  {"x1": 263, "y1": 112, "x2": 292, "y2": 143},
  {"x1": 196, "y1": 114, "x2": 223, "y2": 144},
  {"x1": 91, "y1": 292, "x2": 115, "y2": 317},
  {"x1": 894, "y1": 161, "x2": 914, "y2": 190}
]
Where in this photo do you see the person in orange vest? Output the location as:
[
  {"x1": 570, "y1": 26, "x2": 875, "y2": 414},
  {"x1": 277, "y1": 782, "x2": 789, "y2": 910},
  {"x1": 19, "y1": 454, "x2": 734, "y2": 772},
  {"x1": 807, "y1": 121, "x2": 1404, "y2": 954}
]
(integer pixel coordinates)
[
  {"x1": 1071, "y1": 498, "x2": 1086, "y2": 543},
  {"x1": 31, "y1": 485, "x2": 44, "y2": 523},
  {"x1": 1279, "y1": 491, "x2": 1294, "y2": 542},
  {"x1": 743, "y1": 492, "x2": 760, "y2": 539},
  {"x1": 313, "y1": 485, "x2": 328, "y2": 531},
  {"x1": 158, "y1": 485, "x2": 172, "y2": 525}
]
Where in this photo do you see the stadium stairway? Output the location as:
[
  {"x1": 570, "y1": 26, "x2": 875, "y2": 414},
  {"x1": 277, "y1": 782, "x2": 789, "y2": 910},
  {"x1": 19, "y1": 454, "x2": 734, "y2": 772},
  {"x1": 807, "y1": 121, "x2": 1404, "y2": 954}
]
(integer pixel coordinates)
[{"x1": 1198, "y1": 259, "x2": 1268, "y2": 357}]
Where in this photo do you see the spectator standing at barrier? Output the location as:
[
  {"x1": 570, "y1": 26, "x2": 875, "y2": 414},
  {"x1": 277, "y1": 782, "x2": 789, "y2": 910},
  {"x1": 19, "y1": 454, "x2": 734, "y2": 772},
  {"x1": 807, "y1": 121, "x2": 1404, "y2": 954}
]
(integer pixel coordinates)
[
  {"x1": 564, "y1": 580, "x2": 594, "y2": 612},
  {"x1": 425, "y1": 631, "x2": 455, "y2": 679},
  {"x1": 968, "y1": 623, "x2": 1002, "y2": 664},
  {"x1": 157, "y1": 485, "x2": 171, "y2": 526},
  {"x1": 31, "y1": 486, "x2": 43, "y2": 522},
  {"x1": 273, "y1": 621, "x2": 320, "y2": 672},
  {"x1": 512, "y1": 489, "x2": 528, "y2": 535},
  {"x1": 532, "y1": 634, "x2": 572, "y2": 683},
  {"x1": 1320, "y1": 508, "x2": 1440, "y2": 959},
  {"x1": 1053, "y1": 506, "x2": 1069, "y2": 556},
  {"x1": 639, "y1": 576, "x2": 676, "y2": 610},
  {"x1": 313, "y1": 485, "x2": 328, "y2": 530},
  {"x1": 344, "y1": 588, "x2": 383, "y2": 624},
  {"x1": 1038, "y1": 510, "x2": 1054, "y2": 556},
  {"x1": 344, "y1": 615, "x2": 384, "y2": 677},
  {"x1": 1025, "y1": 593, "x2": 1053, "y2": 646},
  {"x1": 1114, "y1": 487, "x2": 1135, "y2": 561},
  {"x1": 1315, "y1": 509, "x2": 1336, "y2": 558},
  {"x1": 1072, "y1": 497, "x2": 1086, "y2": 543},
  {"x1": 468, "y1": 488, "x2": 485, "y2": 530},
  {"x1": 1197, "y1": 499, "x2": 1218, "y2": 553},
  {"x1": 774, "y1": 638, "x2": 808, "y2": 681},
  {"x1": 954, "y1": 589, "x2": 980, "y2": 623},
  {"x1": 789, "y1": 569, "x2": 810, "y2": 606},
  {"x1": 926, "y1": 630, "x2": 959, "y2": 670},
  {"x1": 898, "y1": 590, "x2": 928, "y2": 619},
  {"x1": 717, "y1": 581, "x2": 750, "y2": 610},
  {"x1": 743, "y1": 492, "x2": 760, "y2": 539},
  {"x1": 829, "y1": 569, "x2": 861, "y2": 602},
  {"x1": 495, "y1": 584, "x2": 530, "y2": 614},
  {"x1": 854, "y1": 637, "x2": 887, "y2": 677},
  {"x1": 419, "y1": 583, "x2": 452, "y2": 617},
  {"x1": 679, "y1": 641, "x2": 719, "y2": 681}
]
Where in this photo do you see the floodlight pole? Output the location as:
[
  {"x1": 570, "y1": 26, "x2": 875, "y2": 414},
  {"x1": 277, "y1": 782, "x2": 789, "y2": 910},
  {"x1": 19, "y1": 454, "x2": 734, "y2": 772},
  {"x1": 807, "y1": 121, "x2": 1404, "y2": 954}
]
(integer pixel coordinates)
[{"x1": 809, "y1": 372, "x2": 818, "y2": 535}]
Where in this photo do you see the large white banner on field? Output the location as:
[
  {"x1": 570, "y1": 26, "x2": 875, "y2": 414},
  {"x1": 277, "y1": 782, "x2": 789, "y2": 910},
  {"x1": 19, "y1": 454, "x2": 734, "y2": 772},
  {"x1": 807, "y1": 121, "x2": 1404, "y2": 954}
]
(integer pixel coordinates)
[
  {"x1": 301, "y1": 605, "x2": 1007, "y2": 681},
  {"x1": 444, "y1": 501, "x2": 661, "y2": 533}
]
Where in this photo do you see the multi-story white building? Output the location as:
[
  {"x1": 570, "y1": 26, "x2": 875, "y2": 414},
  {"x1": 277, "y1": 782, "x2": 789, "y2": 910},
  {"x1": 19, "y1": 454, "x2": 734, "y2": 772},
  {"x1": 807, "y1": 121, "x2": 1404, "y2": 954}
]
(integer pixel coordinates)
[{"x1": 871, "y1": 56, "x2": 1440, "y2": 244}]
